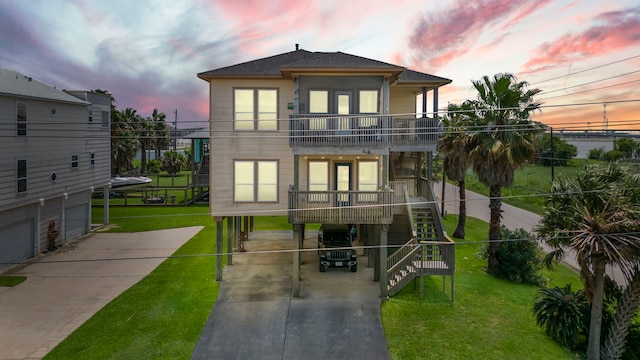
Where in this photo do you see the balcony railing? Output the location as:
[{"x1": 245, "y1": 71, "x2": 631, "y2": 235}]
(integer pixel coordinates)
[
  {"x1": 289, "y1": 114, "x2": 439, "y2": 149},
  {"x1": 288, "y1": 187, "x2": 394, "y2": 224}
]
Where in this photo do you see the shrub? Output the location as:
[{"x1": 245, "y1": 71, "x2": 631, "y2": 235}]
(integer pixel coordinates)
[
  {"x1": 535, "y1": 133, "x2": 577, "y2": 166},
  {"x1": 161, "y1": 150, "x2": 186, "y2": 175},
  {"x1": 479, "y1": 226, "x2": 544, "y2": 285},
  {"x1": 603, "y1": 149, "x2": 625, "y2": 162},
  {"x1": 533, "y1": 284, "x2": 589, "y2": 351},
  {"x1": 147, "y1": 159, "x2": 162, "y2": 174},
  {"x1": 587, "y1": 147, "x2": 605, "y2": 160}
]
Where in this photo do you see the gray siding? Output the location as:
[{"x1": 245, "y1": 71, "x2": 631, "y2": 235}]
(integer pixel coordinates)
[{"x1": 0, "y1": 95, "x2": 110, "y2": 211}]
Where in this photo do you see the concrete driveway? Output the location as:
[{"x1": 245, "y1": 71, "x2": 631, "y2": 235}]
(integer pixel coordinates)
[
  {"x1": 0, "y1": 226, "x2": 202, "y2": 360},
  {"x1": 191, "y1": 230, "x2": 390, "y2": 360}
]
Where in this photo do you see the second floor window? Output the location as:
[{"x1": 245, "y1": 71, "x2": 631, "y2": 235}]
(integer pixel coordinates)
[
  {"x1": 234, "y1": 89, "x2": 278, "y2": 131},
  {"x1": 17, "y1": 103, "x2": 27, "y2": 136},
  {"x1": 71, "y1": 155, "x2": 79, "y2": 169}
]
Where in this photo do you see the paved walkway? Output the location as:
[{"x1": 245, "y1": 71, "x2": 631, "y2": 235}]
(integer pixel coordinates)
[
  {"x1": 191, "y1": 230, "x2": 390, "y2": 360},
  {"x1": 0, "y1": 226, "x2": 202, "y2": 360}
]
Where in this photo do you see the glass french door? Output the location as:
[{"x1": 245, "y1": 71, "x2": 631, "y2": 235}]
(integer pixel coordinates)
[
  {"x1": 335, "y1": 91, "x2": 351, "y2": 135},
  {"x1": 334, "y1": 162, "x2": 352, "y2": 206}
]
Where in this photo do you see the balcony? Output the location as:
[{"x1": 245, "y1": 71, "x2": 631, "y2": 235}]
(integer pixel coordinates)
[
  {"x1": 288, "y1": 187, "x2": 394, "y2": 224},
  {"x1": 289, "y1": 114, "x2": 439, "y2": 151}
]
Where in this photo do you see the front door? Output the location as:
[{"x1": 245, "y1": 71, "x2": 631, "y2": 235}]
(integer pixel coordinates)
[{"x1": 334, "y1": 162, "x2": 352, "y2": 206}]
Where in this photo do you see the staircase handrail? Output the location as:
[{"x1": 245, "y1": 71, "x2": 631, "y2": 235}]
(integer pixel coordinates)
[{"x1": 386, "y1": 237, "x2": 418, "y2": 274}]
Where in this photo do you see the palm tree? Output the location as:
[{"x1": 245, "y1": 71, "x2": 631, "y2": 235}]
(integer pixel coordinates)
[
  {"x1": 467, "y1": 73, "x2": 543, "y2": 274},
  {"x1": 111, "y1": 108, "x2": 139, "y2": 175},
  {"x1": 439, "y1": 102, "x2": 473, "y2": 238},
  {"x1": 537, "y1": 164, "x2": 640, "y2": 359},
  {"x1": 137, "y1": 116, "x2": 154, "y2": 174},
  {"x1": 150, "y1": 109, "x2": 168, "y2": 160},
  {"x1": 533, "y1": 284, "x2": 589, "y2": 350}
]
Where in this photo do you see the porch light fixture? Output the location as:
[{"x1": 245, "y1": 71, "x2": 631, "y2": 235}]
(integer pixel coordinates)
[
  {"x1": 39, "y1": 198, "x2": 45, "y2": 206},
  {"x1": 63, "y1": 193, "x2": 68, "y2": 200}
]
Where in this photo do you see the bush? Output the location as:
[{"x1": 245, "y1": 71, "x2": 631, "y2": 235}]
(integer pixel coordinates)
[
  {"x1": 603, "y1": 149, "x2": 625, "y2": 162},
  {"x1": 161, "y1": 150, "x2": 186, "y2": 175},
  {"x1": 535, "y1": 133, "x2": 577, "y2": 166},
  {"x1": 533, "y1": 284, "x2": 589, "y2": 351},
  {"x1": 588, "y1": 147, "x2": 605, "y2": 160},
  {"x1": 147, "y1": 159, "x2": 162, "y2": 174},
  {"x1": 480, "y1": 226, "x2": 544, "y2": 285}
]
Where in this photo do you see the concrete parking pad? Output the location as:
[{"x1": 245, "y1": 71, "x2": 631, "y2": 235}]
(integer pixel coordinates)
[
  {"x1": 191, "y1": 230, "x2": 390, "y2": 360},
  {"x1": 0, "y1": 226, "x2": 202, "y2": 360}
]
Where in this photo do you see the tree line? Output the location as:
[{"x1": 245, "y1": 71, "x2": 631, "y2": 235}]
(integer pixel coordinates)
[{"x1": 98, "y1": 90, "x2": 188, "y2": 176}]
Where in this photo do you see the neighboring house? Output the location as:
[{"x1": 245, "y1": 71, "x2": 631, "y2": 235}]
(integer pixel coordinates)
[
  {"x1": 0, "y1": 69, "x2": 111, "y2": 269},
  {"x1": 198, "y1": 47, "x2": 455, "y2": 298}
]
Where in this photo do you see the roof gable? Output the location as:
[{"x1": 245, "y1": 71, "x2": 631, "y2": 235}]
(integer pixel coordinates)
[{"x1": 0, "y1": 68, "x2": 89, "y2": 105}]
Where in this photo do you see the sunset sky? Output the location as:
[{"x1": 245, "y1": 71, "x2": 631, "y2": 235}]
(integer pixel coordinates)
[{"x1": 1, "y1": 0, "x2": 639, "y2": 131}]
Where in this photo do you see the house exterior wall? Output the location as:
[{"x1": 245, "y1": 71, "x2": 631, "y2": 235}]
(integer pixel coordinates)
[
  {"x1": 207, "y1": 76, "x2": 428, "y2": 217},
  {"x1": 209, "y1": 78, "x2": 294, "y2": 216},
  {"x1": 0, "y1": 90, "x2": 110, "y2": 268}
]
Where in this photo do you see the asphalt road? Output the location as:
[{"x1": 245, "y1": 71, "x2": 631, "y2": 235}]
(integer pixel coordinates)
[{"x1": 434, "y1": 181, "x2": 626, "y2": 284}]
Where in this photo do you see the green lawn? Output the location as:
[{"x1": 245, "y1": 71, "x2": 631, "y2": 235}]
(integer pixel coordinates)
[
  {"x1": 0, "y1": 275, "x2": 27, "y2": 286},
  {"x1": 49, "y1": 208, "x2": 580, "y2": 359},
  {"x1": 381, "y1": 215, "x2": 581, "y2": 360},
  {"x1": 462, "y1": 159, "x2": 601, "y2": 213}
]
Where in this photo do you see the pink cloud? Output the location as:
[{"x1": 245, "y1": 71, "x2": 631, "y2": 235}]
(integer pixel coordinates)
[
  {"x1": 401, "y1": 0, "x2": 551, "y2": 71},
  {"x1": 524, "y1": 7, "x2": 640, "y2": 72}
]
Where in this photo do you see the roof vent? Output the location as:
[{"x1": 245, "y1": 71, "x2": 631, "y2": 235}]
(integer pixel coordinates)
[{"x1": 295, "y1": 43, "x2": 299, "y2": 51}]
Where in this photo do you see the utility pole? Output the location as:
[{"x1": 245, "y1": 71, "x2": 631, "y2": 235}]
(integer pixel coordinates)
[
  {"x1": 174, "y1": 109, "x2": 178, "y2": 151},
  {"x1": 550, "y1": 127, "x2": 555, "y2": 182}
]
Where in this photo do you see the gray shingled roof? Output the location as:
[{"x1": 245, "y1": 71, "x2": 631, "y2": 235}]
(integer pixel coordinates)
[
  {"x1": 280, "y1": 51, "x2": 404, "y2": 70},
  {"x1": 397, "y1": 69, "x2": 452, "y2": 85},
  {"x1": 198, "y1": 50, "x2": 317, "y2": 78},
  {"x1": 198, "y1": 50, "x2": 451, "y2": 87},
  {"x1": 0, "y1": 68, "x2": 89, "y2": 104}
]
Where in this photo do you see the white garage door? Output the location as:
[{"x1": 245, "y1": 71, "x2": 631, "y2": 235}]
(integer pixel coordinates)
[
  {"x1": 0, "y1": 219, "x2": 33, "y2": 269},
  {"x1": 65, "y1": 204, "x2": 88, "y2": 240}
]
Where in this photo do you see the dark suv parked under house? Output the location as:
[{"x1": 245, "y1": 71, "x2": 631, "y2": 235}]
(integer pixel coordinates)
[{"x1": 318, "y1": 224, "x2": 357, "y2": 272}]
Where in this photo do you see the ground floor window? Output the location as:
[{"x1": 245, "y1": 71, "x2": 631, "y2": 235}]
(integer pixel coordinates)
[{"x1": 17, "y1": 159, "x2": 27, "y2": 193}]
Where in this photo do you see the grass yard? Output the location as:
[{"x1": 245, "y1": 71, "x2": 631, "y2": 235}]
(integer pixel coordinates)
[
  {"x1": 0, "y1": 275, "x2": 27, "y2": 286},
  {"x1": 381, "y1": 215, "x2": 582, "y2": 360},
  {"x1": 50, "y1": 206, "x2": 581, "y2": 359},
  {"x1": 462, "y1": 159, "x2": 601, "y2": 213}
]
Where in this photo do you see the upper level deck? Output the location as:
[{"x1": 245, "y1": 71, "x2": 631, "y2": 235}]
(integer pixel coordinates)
[{"x1": 289, "y1": 114, "x2": 440, "y2": 153}]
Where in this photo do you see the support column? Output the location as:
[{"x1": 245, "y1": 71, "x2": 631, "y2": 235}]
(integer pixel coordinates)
[
  {"x1": 226, "y1": 216, "x2": 233, "y2": 265},
  {"x1": 422, "y1": 87, "x2": 427, "y2": 117},
  {"x1": 382, "y1": 78, "x2": 390, "y2": 115},
  {"x1": 382, "y1": 154, "x2": 388, "y2": 188},
  {"x1": 215, "y1": 217, "x2": 223, "y2": 282},
  {"x1": 373, "y1": 225, "x2": 380, "y2": 281},
  {"x1": 292, "y1": 224, "x2": 302, "y2": 298},
  {"x1": 379, "y1": 224, "x2": 388, "y2": 298},
  {"x1": 433, "y1": 87, "x2": 439, "y2": 119}
]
